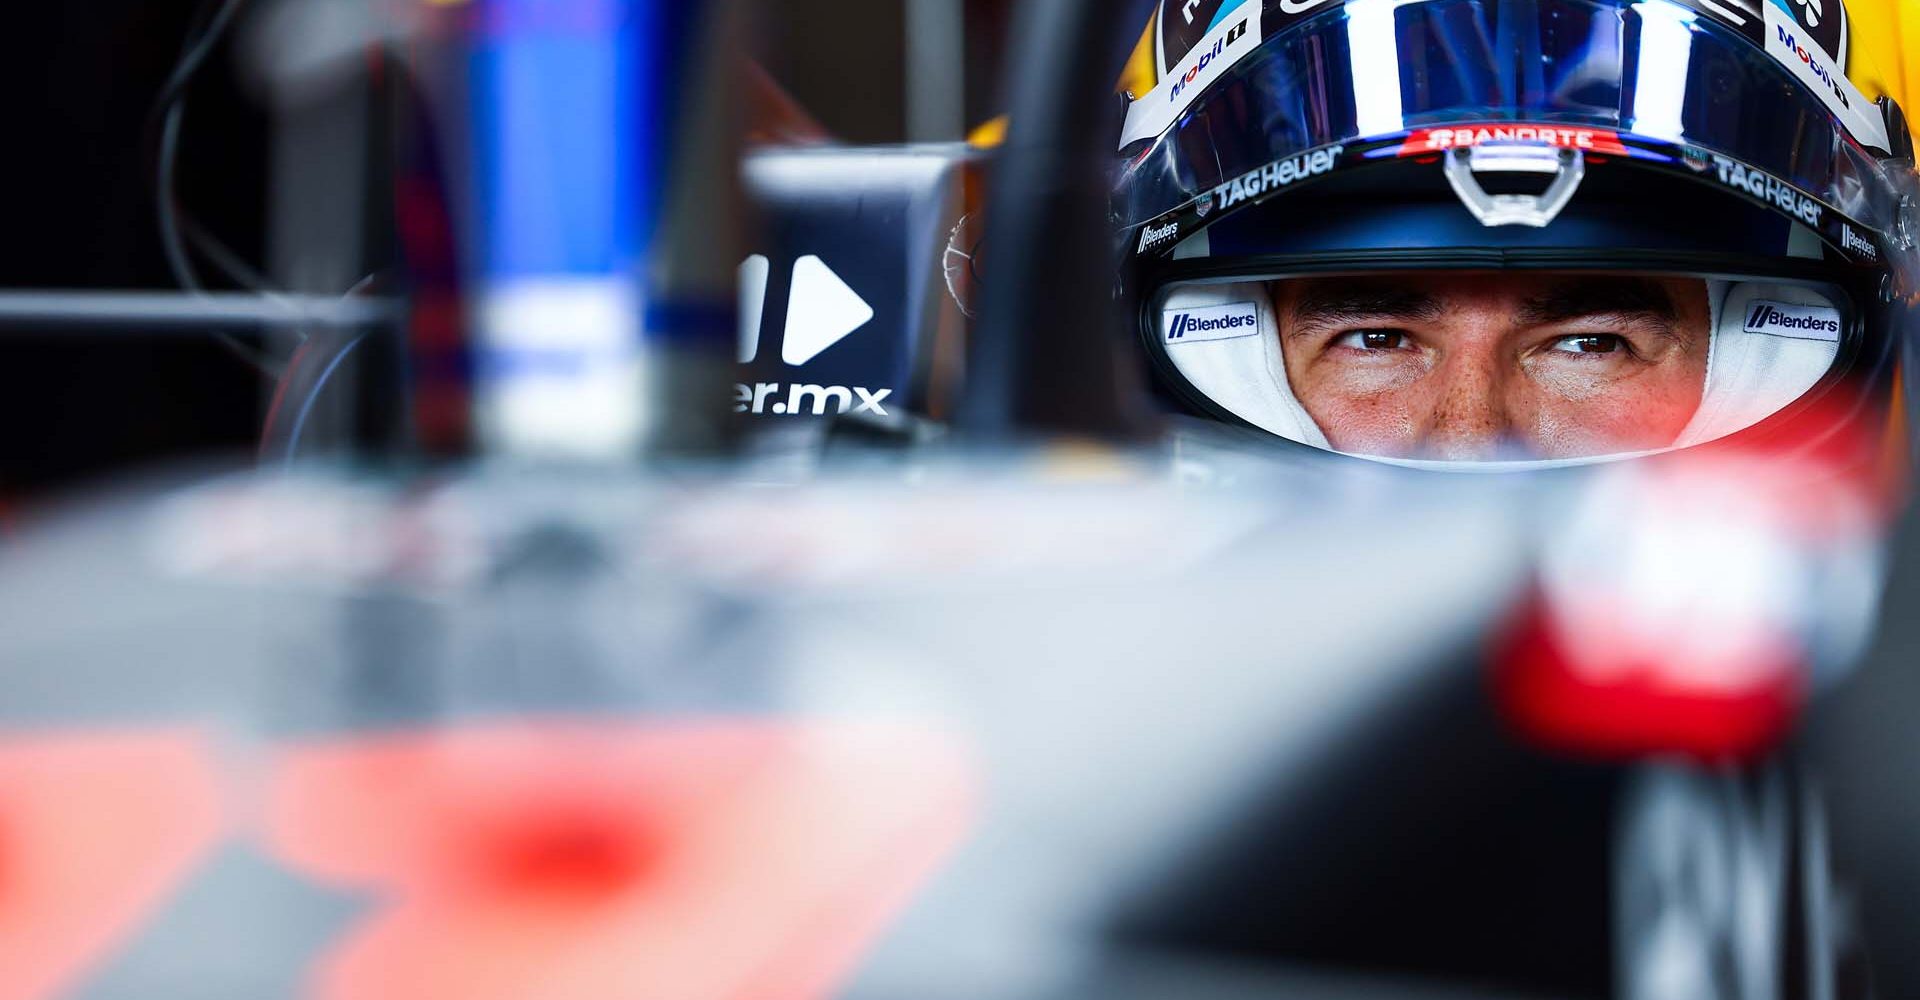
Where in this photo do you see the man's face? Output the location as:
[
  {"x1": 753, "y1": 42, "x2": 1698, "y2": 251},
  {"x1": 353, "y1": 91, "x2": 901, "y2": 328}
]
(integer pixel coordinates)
[{"x1": 1274, "y1": 273, "x2": 1712, "y2": 460}]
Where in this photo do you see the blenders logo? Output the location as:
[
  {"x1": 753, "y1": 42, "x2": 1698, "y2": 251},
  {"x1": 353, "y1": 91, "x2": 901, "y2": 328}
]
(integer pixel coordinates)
[
  {"x1": 1710, "y1": 154, "x2": 1822, "y2": 226},
  {"x1": 1776, "y1": 24, "x2": 1850, "y2": 110},
  {"x1": 1398, "y1": 125, "x2": 1628, "y2": 156},
  {"x1": 1211, "y1": 145, "x2": 1344, "y2": 213},
  {"x1": 1841, "y1": 222, "x2": 1879, "y2": 262},
  {"x1": 1165, "y1": 302, "x2": 1260, "y2": 344},
  {"x1": 1744, "y1": 300, "x2": 1843, "y2": 341},
  {"x1": 1138, "y1": 221, "x2": 1182, "y2": 254},
  {"x1": 1170, "y1": 20, "x2": 1248, "y2": 101},
  {"x1": 1166, "y1": 311, "x2": 1252, "y2": 339}
]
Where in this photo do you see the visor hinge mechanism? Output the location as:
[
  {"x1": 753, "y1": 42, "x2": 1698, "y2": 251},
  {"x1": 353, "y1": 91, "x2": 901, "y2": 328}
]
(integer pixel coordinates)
[{"x1": 1442, "y1": 145, "x2": 1586, "y2": 228}]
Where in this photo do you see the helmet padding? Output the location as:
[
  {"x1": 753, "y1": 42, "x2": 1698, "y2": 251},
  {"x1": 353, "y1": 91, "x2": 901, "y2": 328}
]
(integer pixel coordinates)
[
  {"x1": 1675, "y1": 281, "x2": 1843, "y2": 448},
  {"x1": 1159, "y1": 278, "x2": 1843, "y2": 456},
  {"x1": 1158, "y1": 282, "x2": 1326, "y2": 448}
]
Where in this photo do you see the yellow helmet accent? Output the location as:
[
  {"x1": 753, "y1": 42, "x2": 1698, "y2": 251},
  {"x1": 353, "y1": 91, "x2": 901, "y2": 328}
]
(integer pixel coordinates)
[
  {"x1": 1120, "y1": 19, "x2": 1159, "y2": 100},
  {"x1": 968, "y1": 116, "x2": 1009, "y2": 149},
  {"x1": 1845, "y1": 0, "x2": 1920, "y2": 111}
]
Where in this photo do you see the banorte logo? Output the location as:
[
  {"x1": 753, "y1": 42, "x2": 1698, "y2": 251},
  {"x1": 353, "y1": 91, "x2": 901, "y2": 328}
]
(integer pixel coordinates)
[{"x1": 1398, "y1": 124, "x2": 1630, "y2": 156}]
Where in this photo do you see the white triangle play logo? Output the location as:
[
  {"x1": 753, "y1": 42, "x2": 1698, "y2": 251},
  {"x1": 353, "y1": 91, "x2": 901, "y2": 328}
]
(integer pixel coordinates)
[{"x1": 781, "y1": 255, "x2": 873, "y2": 366}]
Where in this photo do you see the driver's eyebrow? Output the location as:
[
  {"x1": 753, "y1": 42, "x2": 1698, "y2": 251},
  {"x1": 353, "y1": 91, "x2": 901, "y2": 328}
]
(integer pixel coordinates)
[
  {"x1": 1516, "y1": 277, "x2": 1679, "y2": 329},
  {"x1": 1284, "y1": 280, "x2": 1445, "y2": 338}
]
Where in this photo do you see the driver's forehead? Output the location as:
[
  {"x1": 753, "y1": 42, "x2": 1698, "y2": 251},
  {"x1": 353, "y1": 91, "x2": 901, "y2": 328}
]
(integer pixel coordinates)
[{"x1": 1275, "y1": 272, "x2": 1704, "y2": 318}]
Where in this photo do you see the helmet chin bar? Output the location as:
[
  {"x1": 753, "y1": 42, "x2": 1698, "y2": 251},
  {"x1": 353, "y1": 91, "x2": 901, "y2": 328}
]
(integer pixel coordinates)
[{"x1": 1443, "y1": 145, "x2": 1587, "y2": 228}]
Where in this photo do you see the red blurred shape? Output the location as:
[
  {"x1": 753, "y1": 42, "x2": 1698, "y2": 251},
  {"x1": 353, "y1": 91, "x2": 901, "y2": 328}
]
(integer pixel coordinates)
[
  {"x1": 1493, "y1": 594, "x2": 1804, "y2": 762},
  {"x1": 265, "y1": 719, "x2": 977, "y2": 1000},
  {"x1": 1492, "y1": 397, "x2": 1892, "y2": 762},
  {"x1": 0, "y1": 730, "x2": 223, "y2": 1000}
]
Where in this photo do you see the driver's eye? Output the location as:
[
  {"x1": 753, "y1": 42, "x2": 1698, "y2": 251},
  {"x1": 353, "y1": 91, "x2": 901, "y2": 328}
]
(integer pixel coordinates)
[
  {"x1": 1554, "y1": 334, "x2": 1624, "y2": 354},
  {"x1": 1337, "y1": 330, "x2": 1407, "y2": 351}
]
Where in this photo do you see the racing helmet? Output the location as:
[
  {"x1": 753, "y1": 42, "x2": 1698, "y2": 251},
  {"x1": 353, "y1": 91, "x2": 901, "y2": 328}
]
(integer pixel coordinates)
[{"x1": 1115, "y1": 0, "x2": 1920, "y2": 467}]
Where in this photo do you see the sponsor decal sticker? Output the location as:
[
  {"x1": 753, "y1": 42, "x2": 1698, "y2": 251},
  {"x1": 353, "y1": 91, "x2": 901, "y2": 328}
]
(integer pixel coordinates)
[
  {"x1": 734, "y1": 382, "x2": 894, "y2": 417},
  {"x1": 1743, "y1": 300, "x2": 1843, "y2": 341},
  {"x1": 1775, "y1": 0, "x2": 1847, "y2": 66},
  {"x1": 1121, "y1": 12, "x2": 1263, "y2": 149},
  {"x1": 1170, "y1": 20, "x2": 1249, "y2": 102},
  {"x1": 1839, "y1": 222, "x2": 1880, "y2": 263},
  {"x1": 1762, "y1": 4, "x2": 1888, "y2": 152},
  {"x1": 735, "y1": 254, "x2": 893, "y2": 418},
  {"x1": 1160, "y1": 0, "x2": 1238, "y2": 74},
  {"x1": 1708, "y1": 153, "x2": 1823, "y2": 226},
  {"x1": 1165, "y1": 302, "x2": 1261, "y2": 344},
  {"x1": 1138, "y1": 220, "x2": 1183, "y2": 254},
  {"x1": 1209, "y1": 144, "x2": 1345, "y2": 214},
  {"x1": 1398, "y1": 124, "x2": 1629, "y2": 156}
]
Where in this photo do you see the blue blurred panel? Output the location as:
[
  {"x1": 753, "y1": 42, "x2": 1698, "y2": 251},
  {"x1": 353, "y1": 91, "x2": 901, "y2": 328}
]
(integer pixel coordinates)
[
  {"x1": 463, "y1": 0, "x2": 658, "y2": 457},
  {"x1": 470, "y1": 0, "x2": 642, "y2": 280}
]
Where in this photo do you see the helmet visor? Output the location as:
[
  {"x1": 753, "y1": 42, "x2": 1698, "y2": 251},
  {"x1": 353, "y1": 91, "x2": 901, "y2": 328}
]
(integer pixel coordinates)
[{"x1": 1117, "y1": 0, "x2": 1899, "y2": 236}]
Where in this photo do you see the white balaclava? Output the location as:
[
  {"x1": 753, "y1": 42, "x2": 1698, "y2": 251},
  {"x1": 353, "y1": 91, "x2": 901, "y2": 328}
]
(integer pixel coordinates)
[{"x1": 1158, "y1": 278, "x2": 1842, "y2": 456}]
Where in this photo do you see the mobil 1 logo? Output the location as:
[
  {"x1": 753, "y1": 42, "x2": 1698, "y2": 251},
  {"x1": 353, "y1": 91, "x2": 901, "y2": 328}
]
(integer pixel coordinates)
[{"x1": 1160, "y1": 0, "x2": 1233, "y2": 73}]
